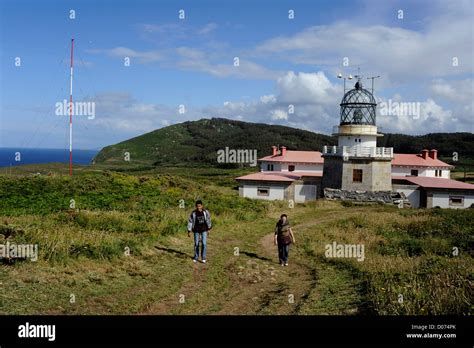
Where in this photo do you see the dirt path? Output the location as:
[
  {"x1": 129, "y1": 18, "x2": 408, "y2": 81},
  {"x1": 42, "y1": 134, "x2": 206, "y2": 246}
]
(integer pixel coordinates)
[
  {"x1": 141, "y1": 208, "x2": 366, "y2": 315},
  {"x1": 260, "y1": 209, "x2": 366, "y2": 257},
  {"x1": 255, "y1": 210, "x2": 367, "y2": 314},
  {"x1": 139, "y1": 262, "x2": 208, "y2": 314}
]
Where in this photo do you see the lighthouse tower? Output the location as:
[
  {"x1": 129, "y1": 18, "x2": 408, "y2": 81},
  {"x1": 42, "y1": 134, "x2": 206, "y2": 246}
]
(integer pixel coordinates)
[{"x1": 322, "y1": 76, "x2": 393, "y2": 192}]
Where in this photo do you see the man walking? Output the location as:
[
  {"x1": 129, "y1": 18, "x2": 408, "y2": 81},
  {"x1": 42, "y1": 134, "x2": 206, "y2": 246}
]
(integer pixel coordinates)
[{"x1": 187, "y1": 200, "x2": 212, "y2": 263}]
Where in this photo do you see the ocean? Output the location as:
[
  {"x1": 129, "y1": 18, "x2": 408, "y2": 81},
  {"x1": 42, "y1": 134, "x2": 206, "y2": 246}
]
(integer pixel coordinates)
[{"x1": 0, "y1": 148, "x2": 99, "y2": 168}]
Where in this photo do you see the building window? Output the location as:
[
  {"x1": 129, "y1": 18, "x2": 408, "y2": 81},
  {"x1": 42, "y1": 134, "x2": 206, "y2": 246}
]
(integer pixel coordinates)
[
  {"x1": 257, "y1": 187, "x2": 270, "y2": 197},
  {"x1": 411, "y1": 169, "x2": 418, "y2": 176},
  {"x1": 267, "y1": 164, "x2": 274, "y2": 171},
  {"x1": 353, "y1": 169, "x2": 363, "y2": 182},
  {"x1": 449, "y1": 196, "x2": 464, "y2": 206},
  {"x1": 288, "y1": 165, "x2": 295, "y2": 172},
  {"x1": 435, "y1": 170, "x2": 442, "y2": 177}
]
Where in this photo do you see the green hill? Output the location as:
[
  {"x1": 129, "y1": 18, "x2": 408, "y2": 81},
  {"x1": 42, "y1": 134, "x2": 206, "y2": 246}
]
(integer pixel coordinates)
[
  {"x1": 93, "y1": 118, "x2": 474, "y2": 168},
  {"x1": 92, "y1": 118, "x2": 337, "y2": 168}
]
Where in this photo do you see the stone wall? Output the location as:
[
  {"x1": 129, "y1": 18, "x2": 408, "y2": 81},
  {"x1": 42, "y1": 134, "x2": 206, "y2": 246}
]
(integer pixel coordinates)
[
  {"x1": 321, "y1": 156, "x2": 343, "y2": 193},
  {"x1": 371, "y1": 160, "x2": 393, "y2": 191},
  {"x1": 341, "y1": 159, "x2": 373, "y2": 191},
  {"x1": 322, "y1": 156, "x2": 392, "y2": 193},
  {"x1": 341, "y1": 159, "x2": 392, "y2": 191},
  {"x1": 324, "y1": 188, "x2": 411, "y2": 207}
]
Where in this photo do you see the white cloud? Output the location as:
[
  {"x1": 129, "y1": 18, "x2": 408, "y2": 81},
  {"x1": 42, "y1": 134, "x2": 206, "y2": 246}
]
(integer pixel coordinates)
[
  {"x1": 204, "y1": 70, "x2": 472, "y2": 135},
  {"x1": 276, "y1": 71, "x2": 340, "y2": 105},
  {"x1": 198, "y1": 22, "x2": 218, "y2": 35},
  {"x1": 89, "y1": 93, "x2": 184, "y2": 134},
  {"x1": 260, "y1": 94, "x2": 276, "y2": 104},
  {"x1": 140, "y1": 23, "x2": 187, "y2": 36},
  {"x1": 176, "y1": 53, "x2": 281, "y2": 80},
  {"x1": 91, "y1": 47, "x2": 164, "y2": 63},
  {"x1": 138, "y1": 22, "x2": 218, "y2": 42},
  {"x1": 91, "y1": 45, "x2": 280, "y2": 80},
  {"x1": 201, "y1": 71, "x2": 341, "y2": 133},
  {"x1": 376, "y1": 96, "x2": 470, "y2": 134},
  {"x1": 223, "y1": 101, "x2": 247, "y2": 110},
  {"x1": 430, "y1": 79, "x2": 473, "y2": 103},
  {"x1": 254, "y1": 7, "x2": 473, "y2": 83},
  {"x1": 175, "y1": 47, "x2": 207, "y2": 60},
  {"x1": 270, "y1": 109, "x2": 288, "y2": 120}
]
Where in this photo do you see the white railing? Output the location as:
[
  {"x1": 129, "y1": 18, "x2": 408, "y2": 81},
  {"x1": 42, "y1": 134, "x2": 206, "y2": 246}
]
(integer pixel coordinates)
[{"x1": 322, "y1": 145, "x2": 393, "y2": 159}]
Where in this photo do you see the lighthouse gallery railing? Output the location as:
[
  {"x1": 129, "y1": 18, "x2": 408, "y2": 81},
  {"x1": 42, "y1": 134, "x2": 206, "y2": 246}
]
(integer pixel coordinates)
[{"x1": 322, "y1": 145, "x2": 393, "y2": 158}]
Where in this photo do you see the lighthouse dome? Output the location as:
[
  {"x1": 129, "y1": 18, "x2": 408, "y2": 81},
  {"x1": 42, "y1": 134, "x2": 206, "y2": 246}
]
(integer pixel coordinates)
[{"x1": 340, "y1": 80, "x2": 376, "y2": 126}]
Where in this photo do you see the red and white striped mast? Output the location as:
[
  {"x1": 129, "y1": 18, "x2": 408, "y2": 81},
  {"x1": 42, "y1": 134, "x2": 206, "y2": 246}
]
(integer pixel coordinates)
[{"x1": 69, "y1": 38, "x2": 74, "y2": 176}]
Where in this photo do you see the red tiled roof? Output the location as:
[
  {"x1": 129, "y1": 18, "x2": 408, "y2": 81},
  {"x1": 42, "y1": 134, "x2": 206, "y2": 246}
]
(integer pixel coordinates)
[
  {"x1": 291, "y1": 171, "x2": 323, "y2": 177},
  {"x1": 259, "y1": 151, "x2": 324, "y2": 164},
  {"x1": 392, "y1": 154, "x2": 453, "y2": 168},
  {"x1": 260, "y1": 151, "x2": 453, "y2": 168},
  {"x1": 235, "y1": 171, "x2": 322, "y2": 182},
  {"x1": 392, "y1": 176, "x2": 474, "y2": 190},
  {"x1": 235, "y1": 172, "x2": 298, "y2": 182}
]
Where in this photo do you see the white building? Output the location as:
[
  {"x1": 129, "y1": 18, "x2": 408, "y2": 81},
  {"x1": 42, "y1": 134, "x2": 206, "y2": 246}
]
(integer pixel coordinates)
[
  {"x1": 236, "y1": 79, "x2": 474, "y2": 209},
  {"x1": 236, "y1": 146, "x2": 474, "y2": 208},
  {"x1": 237, "y1": 147, "x2": 323, "y2": 203}
]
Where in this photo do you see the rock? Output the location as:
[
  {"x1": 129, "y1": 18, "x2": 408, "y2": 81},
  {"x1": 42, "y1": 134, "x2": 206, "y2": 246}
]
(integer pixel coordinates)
[{"x1": 324, "y1": 188, "x2": 411, "y2": 207}]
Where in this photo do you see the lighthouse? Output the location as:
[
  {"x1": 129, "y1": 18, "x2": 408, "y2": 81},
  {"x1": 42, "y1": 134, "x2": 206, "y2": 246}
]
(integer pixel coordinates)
[{"x1": 322, "y1": 75, "x2": 393, "y2": 192}]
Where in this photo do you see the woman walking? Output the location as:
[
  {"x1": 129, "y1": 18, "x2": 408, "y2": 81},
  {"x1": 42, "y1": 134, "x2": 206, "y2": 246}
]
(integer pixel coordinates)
[{"x1": 274, "y1": 214, "x2": 295, "y2": 266}]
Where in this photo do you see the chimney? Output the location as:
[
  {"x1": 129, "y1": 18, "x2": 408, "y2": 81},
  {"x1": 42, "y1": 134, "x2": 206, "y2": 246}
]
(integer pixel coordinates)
[
  {"x1": 421, "y1": 149, "x2": 429, "y2": 160},
  {"x1": 272, "y1": 146, "x2": 278, "y2": 156},
  {"x1": 281, "y1": 146, "x2": 287, "y2": 156},
  {"x1": 429, "y1": 149, "x2": 438, "y2": 160}
]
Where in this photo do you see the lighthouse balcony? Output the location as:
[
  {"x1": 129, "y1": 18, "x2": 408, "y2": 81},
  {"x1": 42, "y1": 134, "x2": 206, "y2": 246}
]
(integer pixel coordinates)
[
  {"x1": 332, "y1": 125, "x2": 384, "y2": 136},
  {"x1": 322, "y1": 145, "x2": 394, "y2": 159}
]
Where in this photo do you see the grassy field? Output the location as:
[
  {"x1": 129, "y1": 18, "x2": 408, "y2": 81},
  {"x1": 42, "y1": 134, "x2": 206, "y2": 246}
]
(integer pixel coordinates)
[{"x1": 0, "y1": 164, "x2": 472, "y2": 315}]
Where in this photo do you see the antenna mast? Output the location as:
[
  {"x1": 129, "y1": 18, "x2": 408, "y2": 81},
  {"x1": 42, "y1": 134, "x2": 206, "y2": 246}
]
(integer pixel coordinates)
[
  {"x1": 69, "y1": 38, "x2": 74, "y2": 176},
  {"x1": 367, "y1": 75, "x2": 380, "y2": 94}
]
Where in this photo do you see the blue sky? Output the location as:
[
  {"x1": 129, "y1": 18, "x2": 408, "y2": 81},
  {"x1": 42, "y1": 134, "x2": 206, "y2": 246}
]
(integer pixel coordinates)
[{"x1": 1, "y1": 0, "x2": 472, "y2": 150}]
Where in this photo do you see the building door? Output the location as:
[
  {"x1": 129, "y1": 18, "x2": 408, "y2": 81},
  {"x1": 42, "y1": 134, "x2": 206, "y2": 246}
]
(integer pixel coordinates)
[{"x1": 294, "y1": 184, "x2": 317, "y2": 202}]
